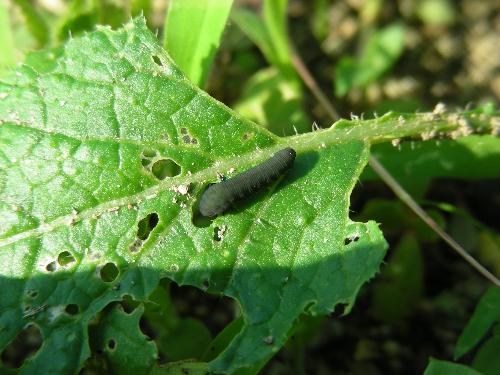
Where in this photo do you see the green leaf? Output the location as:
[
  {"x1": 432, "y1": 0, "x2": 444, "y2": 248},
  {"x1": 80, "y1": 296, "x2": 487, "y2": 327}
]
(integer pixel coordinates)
[
  {"x1": 0, "y1": 1, "x2": 16, "y2": 74},
  {"x1": 371, "y1": 234, "x2": 423, "y2": 323},
  {"x1": 262, "y1": 0, "x2": 292, "y2": 72},
  {"x1": 455, "y1": 287, "x2": 500, "y2": 359},
  {"x1": 93, "y1": 304, "x2": 157, "y2": 373},
  {"x1": 8, "y1": 17, "x2": 494, "y2": 373},
  {"x1": 233, "y1": 67, "x2": 310, "y2": 135},
  {"x1": 150, "y1": 361, "x2": 208, "y2": 375},
  {"x1": 231, "y1": 3, "x2": 309, "y2": 135},
  {"x1": 335, "y1": 23, "x2": 405, "y2": 96},
  {"x1": 417, "y1": 0, "x2": 456, "y2": 26},
  {"x1": 203, "y1": 316, "x2": 244, "y2": 362},
  {"x1": 472, "y1": 336, "x2": 500, "y2": 375},
  {"x1": 424, "y1": 358, "x2": 483, "y2": 375},
  {"x1": 12, "y1": 0, "x2": 50, "y2": 47},
  {"x1": 230, "y1": 8, "x2": 276, "y2": 66},
  {"x1": 164, "y1": 0, "x2": 234, "y2": 87}
]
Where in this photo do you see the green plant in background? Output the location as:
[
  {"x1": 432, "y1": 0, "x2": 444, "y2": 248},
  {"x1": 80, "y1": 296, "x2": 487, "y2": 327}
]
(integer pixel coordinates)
[{"x1": 0, "y1": 0, "x2": 499, "y2": 374}]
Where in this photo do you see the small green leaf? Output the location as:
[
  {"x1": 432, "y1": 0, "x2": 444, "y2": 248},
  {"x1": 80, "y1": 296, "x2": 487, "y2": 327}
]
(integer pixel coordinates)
[
  {"x1": 455, "y1": 287, "x2": 500, "y2": 359},
  {"x1": 164, "y1": 0, "x2": 234, "y2": 87},
  {"x1": 231, "y1": 3, "x2": 309, "y2": 135},
  {"x1": 263, "y1": 0, "x2": 292, "y2": 72},
  {"x1": 424, "y1": 358, "x2": 483, "y2": 375},
  {"x1": 234, "y1": 67, "x2": 310, "y2": 135},
  {"x1": 230, "y1": 8, "x2": 276, "y2": 67},
  {"x1": 12, "y1": 0, "x2": 50, "y2": 47},
  {"x1": 335, "y1": 23, "x2": 405, "y2": 96}
]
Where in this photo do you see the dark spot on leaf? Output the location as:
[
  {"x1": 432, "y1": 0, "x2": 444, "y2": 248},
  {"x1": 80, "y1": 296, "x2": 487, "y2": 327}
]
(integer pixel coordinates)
[
  {"x1": 107, "y1": 338, "x2": 116, "y2": 350},
  {"x1": 45, "y1": 261, "x2": 56, "y2": 272},
  {"x1": 57, "y1": 251, "x2": 76, "y2": 266},
  {"x1": 151, "y1": 158, "x2": 181, "y2": 179},
  {"x1": 129, "y1": 238, "x2": 143, "y2": 253},
  {"x1": 344, "y1": 235, "x2": 360, "y2": 245},
  {"x1": 182, "y1": 135, "x2": 191, "y2": 143},
  {"x1": 191, "y1": 138, "x2": 198, "y2": 145},
  {"x1": 180, "y1": 127, "x2": 188, "y2": 135},
  {"x1": 137, "y1": 213, "x2": 159, "y2": 241},
  {"x1": 26, "y1": 289, "x2": 38, "y2": 299},
  {"x1": 142, "y1": 148, "x2": 157, "y2": 158},
  {"x1": 1, "y1": 324, "x2": 43, "y2": 368},
  {"x1": 161, "y1": 133, "x2": 169, "y2": 141},
  {"x1": 152, "y1": 55, "x2": 162, "y2": 66},
  {"x1": 141, "y1": 158, "x2": 151, "y2": 167},
  {"x1": 100, "y1": 262, "x2": 119, "y2": 282},
  {"x1": 242, "y1": 132, "x2": 253, "y2": 141},
  {"x1": 202, "y1": 279, "x2": 210, "y2": 289},
  {"x1": 170, "y1": 264, "x2": 179, "y2": 272},
  {"x1": 65, "y1": 304, "x2": 79, "y2": 315}
]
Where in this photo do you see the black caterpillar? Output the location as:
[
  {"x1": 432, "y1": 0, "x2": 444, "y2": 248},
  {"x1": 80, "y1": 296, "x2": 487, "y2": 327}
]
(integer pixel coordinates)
[{"x1": 199, "y1": 148, "x2": 296, "y2": 217}]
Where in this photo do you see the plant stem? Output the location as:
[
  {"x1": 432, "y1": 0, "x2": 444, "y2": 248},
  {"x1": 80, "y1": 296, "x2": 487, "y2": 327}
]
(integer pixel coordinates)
[{"x1": 289, "y1": 47, "x2": 500, "y2": 288}]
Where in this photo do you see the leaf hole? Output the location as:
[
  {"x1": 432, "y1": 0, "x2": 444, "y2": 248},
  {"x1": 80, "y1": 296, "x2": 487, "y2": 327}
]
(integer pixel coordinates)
[
  {"x1": 65, "y1": 304, "x2": 79, "y2": 315},
  {"x1": 121, "y1": 295, "x2": 140, "y2": 314},
  {"x1": 192, "y1": 189, "x2": 214, "y2": 228},
  {"x1": 107, "y1": 338, "x2": 116, "y2": 350},
  {"x1": 100, "y1": 262, "x2": 119, "y2": 283},
  {"x1": 331, "y1": 303, "x2": 348, "y2": 318},
  {"x1": 151, "y1": 159, "x2": 181, "y2": 180},
  {"x1": 26, "y1": 289, "x2": 38, "y2": 299},
  {"x1": 137, "y1": 213, "x2": 159, "y2": 241},
  {"x1": 344, "y1": 235, "x2": 360, "y2": 245},
  {"x1": 45, "y1": 261, "x2": 57, "y2": 272},
  {"x1": 0, "y1": 324, "x2": 43, "y2": 368},
  {"x1": 213, "y1": 226, "x2": 227, "y2": 241},
  {"x1": 57, "y1": 251, "x2": 76, "y2": 267},
  {"x1": 242, "y1": 132, "x2": 254, "y2": 141},
  {"x1": 152, "y1": 55, "x2": 162, "y2": 66}
]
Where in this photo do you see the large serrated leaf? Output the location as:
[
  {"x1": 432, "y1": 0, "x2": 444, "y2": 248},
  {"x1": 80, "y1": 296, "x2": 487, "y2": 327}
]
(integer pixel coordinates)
[{"x1": 0, "y1": 18, "x2": 387, "y2": 374}]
